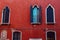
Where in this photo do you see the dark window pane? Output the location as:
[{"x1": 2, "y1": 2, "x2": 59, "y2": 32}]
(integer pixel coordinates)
[
  {"x1": 47, "y1": 32, "x2": 55, "y2": 40},
  {"x1": 2, "y1": 6, "x2": 10, "y2": 23},
  {"x1": 13, "y1": 32, "x2": 20, "y2": 40},
  {"x1": 47, "y1": 6, "x2": 54, "y2": 23}
]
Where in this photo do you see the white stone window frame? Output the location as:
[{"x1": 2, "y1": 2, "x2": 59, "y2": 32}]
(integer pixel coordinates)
[
  {"x1": 29, "y1": 38, "x2": 42, "y2": 40},
  {"x1": 46, "y1": 30, "x2": 56, "y2": 40},
  {"x1": 12, "y1": 29, "x2": 22, "y2": 40},
  {"x1": 31, "y1": 4, "x2": 41, "y2": 24},
  {"x1": 45, "y1": 4, "x2": 56, "y2": 24},
  {"x1": 1, "y1": 6, "x2": 11, "y2": 25}
]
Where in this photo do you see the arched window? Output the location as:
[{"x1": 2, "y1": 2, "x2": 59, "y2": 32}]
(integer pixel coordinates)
[
  {"x1": 46, "y1": 4, "x2": 55, "y2": 24},
  {"x1": 2, "y1": 6, "x2": 10, "y2": 24},
  {"x1": 30, "y1": 5, "x2": 41, "y2": 24},
  {"x1": 46, "y1": 31, "x2": 56, "y2": 40},
  {"x1": 13, "y1": 32, "x2": 21, "y2": 40}
]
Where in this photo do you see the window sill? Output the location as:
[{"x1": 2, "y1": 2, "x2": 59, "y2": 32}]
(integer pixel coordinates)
[
  {"x1": 0, "y1": 23, "x2": 10, "y2": 26},
  {"x1": 46, "y1": 22, "x2": 56, "y2": 25},
  {"x1": 31, "y1": 22, "x2": 41, "y2": 25}
]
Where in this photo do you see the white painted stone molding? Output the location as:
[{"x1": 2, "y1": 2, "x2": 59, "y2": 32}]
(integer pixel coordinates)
[
  {"x1": 1, "y1": 30, "x2": 7, "y2": 39},
  {"x1": 29, "y1": 38, "x2": 42, "y2": 40}
]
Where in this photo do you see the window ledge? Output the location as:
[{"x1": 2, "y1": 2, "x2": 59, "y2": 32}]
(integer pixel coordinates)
[
  {"x1": 31, "y1": 22, "x2": 41, "y2": 25},
  {"x1": 0, "y1": 23, "x2": 10, "y2": 26},
  {"x1": 46, "y1": 22, "x2": 56, "y2": 25}
]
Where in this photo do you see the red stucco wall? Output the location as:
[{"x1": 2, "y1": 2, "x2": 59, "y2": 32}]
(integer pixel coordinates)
[{"x1": 0, "y1": 0, "x2": 60, "y2": 40}]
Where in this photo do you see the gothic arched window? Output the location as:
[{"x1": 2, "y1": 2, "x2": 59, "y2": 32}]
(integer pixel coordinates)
[
  {"x1": 2, "y1": 6, "x2": 10, "y2": 24},
  {"x1": 30, "y1": 5, "x2": 41, "y2": 24},
  {"x1": 46, "y1": 4, "x2": 55, "y2": 24}
]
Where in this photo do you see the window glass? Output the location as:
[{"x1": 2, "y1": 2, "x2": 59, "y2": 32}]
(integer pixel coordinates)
[
  {"x1": 46, "y1": 5, "x2": 55, "y2": 24},
  {"x1": 2, "y1": 6, "x2": 10, "y2": 24}
]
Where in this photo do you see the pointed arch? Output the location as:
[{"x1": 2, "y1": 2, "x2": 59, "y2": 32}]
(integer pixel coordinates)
[
  {"x1": 45, "y1": 4, "x2": 55, "y2": 24},
  {"x1": 1, "y1": 6, "x2": 10, "y2": 24},
  {"x1": 30, "y1": 5, "x2": 41, "y2": 24}
]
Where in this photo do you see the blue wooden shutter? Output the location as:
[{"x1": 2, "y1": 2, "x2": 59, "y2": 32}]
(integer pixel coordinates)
[
  {"x1": 33, "y1": 6, "x2": 38, "y2": 23},
  {"x1": 30, "y1": 6, "x2": 33, "y2": 23}
]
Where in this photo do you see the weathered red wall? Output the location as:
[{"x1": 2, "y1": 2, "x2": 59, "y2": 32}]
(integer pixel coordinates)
[{"x1": 0, "y1": 0, "x2": 60, "y2": 40}]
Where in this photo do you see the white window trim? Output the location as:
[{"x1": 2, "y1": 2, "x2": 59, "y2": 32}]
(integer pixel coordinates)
[
  {"x1": 1, "y1": 6, "x2": 11, "y2": 25},
  {"x1": 46, "y1": 30, "x2": 56, "y2": 40},
  {"x1": 31, "y1": 5, "x2": 41, "y2": 24},
  {"x1": 12, "y1": 29, "x2": 22, "y2": 40},
  {"x1": 31, "y1": 22, "x2": 41, "y2": 24},
  {"x1": 45, "y1": 4, "x2": 56, "y2": 24},
  {"x1": 29, "y1": 38, "x2": 42, "y2": 40},
  {"x1": 32, "y1": 4, "x2": 39, "y2": 8}
]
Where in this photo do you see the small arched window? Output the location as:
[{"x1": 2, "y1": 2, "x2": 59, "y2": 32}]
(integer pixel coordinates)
[
  {"x1": 13, "y1": 32, "x2": 21, "y2": 40},
  {"x1": 46, "y1": 31, "x2": 56, "y2": 40},
  {"x1": 2, "y1": 6, "x2": 10, "y2": 24},
  {"x1": 30, "y1": 5, "x2": 41, "y2": 24},
  {"x1": 46, "y1": 4, "x2": 55, "y2": 24}
]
